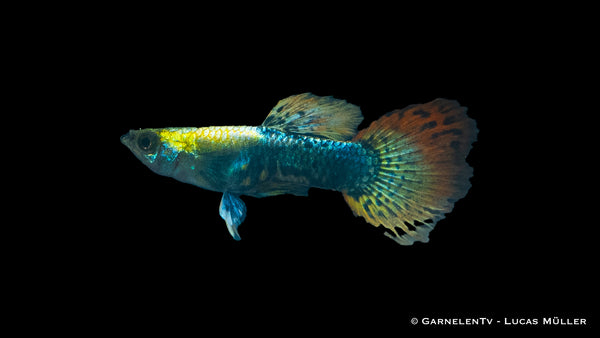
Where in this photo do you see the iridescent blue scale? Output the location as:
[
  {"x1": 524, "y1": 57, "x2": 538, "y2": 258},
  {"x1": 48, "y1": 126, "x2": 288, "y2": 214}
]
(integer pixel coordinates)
[{"x1": 230, "y1": 127, "x2": 378, "y2": 197}]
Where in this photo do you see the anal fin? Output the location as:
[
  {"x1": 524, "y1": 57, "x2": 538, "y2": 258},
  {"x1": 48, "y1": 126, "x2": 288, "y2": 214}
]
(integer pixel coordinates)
[{"x1": 219, "y1": 192, "x2": 247, "y2": 240}]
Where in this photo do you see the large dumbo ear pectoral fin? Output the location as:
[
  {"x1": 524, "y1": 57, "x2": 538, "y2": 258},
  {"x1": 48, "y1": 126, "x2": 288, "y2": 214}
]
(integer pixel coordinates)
[{"x1": 219, "y1": 192, "x2": 247, "y2": 240}]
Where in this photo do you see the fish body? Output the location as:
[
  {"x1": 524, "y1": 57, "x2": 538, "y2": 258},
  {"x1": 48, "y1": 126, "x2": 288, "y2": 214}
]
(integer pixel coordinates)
[
  {"x1": 137, "y1": 126, "x2": 377, "y2": 197},
  {"x1": 121, "y1": 93, "x2": 477, "y2": 245}
]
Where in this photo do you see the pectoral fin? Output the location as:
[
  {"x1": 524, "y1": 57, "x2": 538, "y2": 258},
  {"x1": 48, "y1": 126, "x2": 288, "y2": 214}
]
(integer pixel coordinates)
[{"x1": 219, "y1": 192, "x2": 247, "y2": 240}]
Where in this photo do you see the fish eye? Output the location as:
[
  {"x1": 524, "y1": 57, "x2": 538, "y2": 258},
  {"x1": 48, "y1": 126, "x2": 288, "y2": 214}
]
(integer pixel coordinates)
[{"x1": 137, "y1": 132, "x2": 159, "y2": 153}]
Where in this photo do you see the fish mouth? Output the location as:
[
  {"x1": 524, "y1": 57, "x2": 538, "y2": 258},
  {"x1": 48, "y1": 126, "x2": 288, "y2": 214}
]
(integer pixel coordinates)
[{"x1": 120, "y1": 132, "x2": 131, "y2": 146}]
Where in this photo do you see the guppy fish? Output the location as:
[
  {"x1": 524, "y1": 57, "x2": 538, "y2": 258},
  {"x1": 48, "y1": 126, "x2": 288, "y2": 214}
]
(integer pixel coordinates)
[{"x1": 121, "y1": 93, "x2": 477, "y2": 245}]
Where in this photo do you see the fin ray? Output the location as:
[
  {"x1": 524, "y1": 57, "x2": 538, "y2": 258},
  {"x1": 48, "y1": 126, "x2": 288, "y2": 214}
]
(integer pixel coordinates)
[
  {"x1": 343, "y1": 98, "x2": 477, "y2": 245},
  {"x1": 262, "y1": 93, "x2": 363, "y2": 141},
  {"x1": 219, "y1": 192, "x2": 247, "y2": 240}
]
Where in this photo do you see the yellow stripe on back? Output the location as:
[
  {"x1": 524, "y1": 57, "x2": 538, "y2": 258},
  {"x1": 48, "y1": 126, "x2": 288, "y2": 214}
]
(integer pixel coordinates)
[{"x1": 159, "y1": 126, "x2": 262, "y2": 154}]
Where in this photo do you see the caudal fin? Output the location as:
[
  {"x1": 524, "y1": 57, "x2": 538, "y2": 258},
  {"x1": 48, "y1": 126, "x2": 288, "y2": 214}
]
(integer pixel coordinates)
[{"x1": 343, "y1": 99, "x2": 477, "y2": 245}]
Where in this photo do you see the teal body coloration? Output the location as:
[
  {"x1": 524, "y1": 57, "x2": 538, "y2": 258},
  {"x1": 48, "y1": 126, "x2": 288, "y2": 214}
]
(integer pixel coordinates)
[
  {"x1": 224, "y1": 127, "x2": 379, "y2": 198},
  {"x1": 121, "y1": 125, "x2": 377, "y2": 240}
]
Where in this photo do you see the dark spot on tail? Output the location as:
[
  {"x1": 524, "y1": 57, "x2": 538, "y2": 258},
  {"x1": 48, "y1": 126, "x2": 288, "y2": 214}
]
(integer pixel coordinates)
[
  {"x1": 362, "y1": 199, "x2": 373, "y2": 211},
  {"x1": 364, "y1": 203, "x2": 374, "y2": 218},
  {"x1": 443, "y1": 115, "x2": 458, "y2": 125},
  {"x1": 421, "y1": 121, "x2": 437, "y2": 131},
  {"x1": 412, "y1": 109, "x2": 430, "y2": 118},
  {"x1": 438, "y1": 100, "x2": 459, "y2": 114},
  {"x1": 431, "y1": 128, "x2": 463, "y2": 139}
]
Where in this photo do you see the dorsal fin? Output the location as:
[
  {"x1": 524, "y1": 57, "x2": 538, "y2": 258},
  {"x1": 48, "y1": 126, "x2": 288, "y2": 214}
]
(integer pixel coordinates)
[{"x1": 261, "y1": 93, "x2": 363, "y2": 141}]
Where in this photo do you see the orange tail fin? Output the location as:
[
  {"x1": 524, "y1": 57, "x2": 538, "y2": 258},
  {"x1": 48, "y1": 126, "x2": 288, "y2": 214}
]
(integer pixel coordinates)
[{"x1": 343, "y1": 99, "x2": 477, "y2": 245}]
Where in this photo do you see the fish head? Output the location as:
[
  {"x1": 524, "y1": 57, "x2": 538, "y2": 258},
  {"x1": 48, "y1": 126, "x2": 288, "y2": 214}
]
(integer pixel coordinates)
[{"x1": 121, "y1": 129, "x2": 172, "y2": 175}]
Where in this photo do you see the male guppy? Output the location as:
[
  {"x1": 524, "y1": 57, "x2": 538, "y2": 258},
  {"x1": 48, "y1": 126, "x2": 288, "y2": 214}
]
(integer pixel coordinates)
[{"x1": 121, "y1": 93, "x2": 477, "y2": 245}]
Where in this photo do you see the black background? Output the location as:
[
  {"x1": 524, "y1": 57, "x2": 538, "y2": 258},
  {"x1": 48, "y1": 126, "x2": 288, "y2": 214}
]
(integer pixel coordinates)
[{"x1": 36, "y1": 6, "x2": 594, "y2": 333}]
